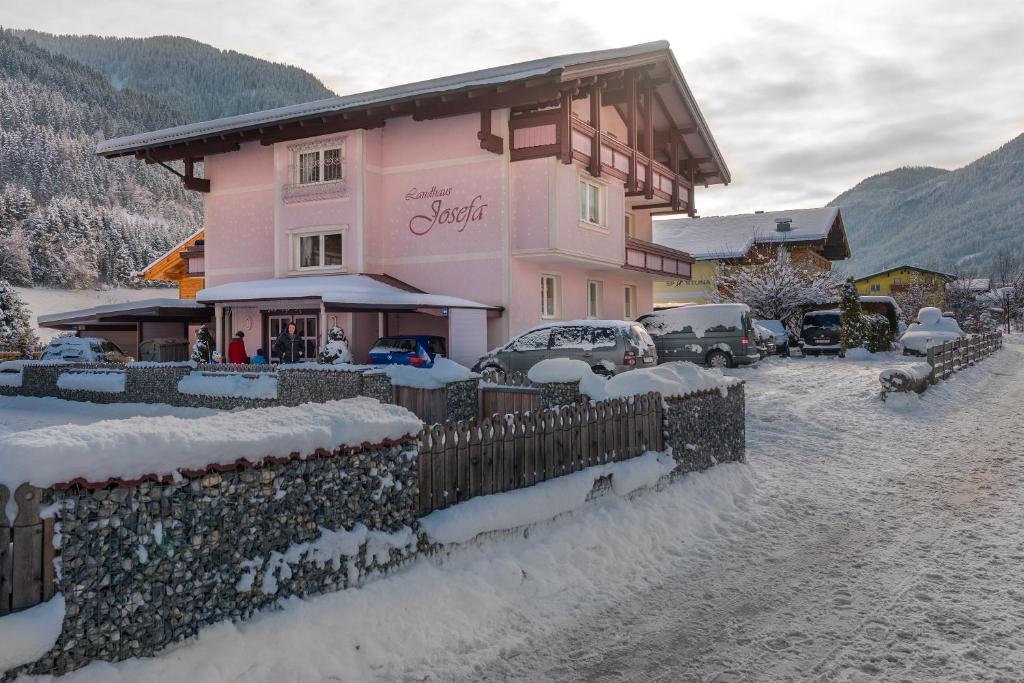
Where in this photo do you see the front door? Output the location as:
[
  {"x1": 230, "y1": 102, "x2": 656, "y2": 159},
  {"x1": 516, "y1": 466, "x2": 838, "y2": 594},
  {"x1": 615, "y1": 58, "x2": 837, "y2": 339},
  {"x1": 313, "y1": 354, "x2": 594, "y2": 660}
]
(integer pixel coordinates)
[{"x1": 268, "y1": 314, "x2": 319, "y2": 363}]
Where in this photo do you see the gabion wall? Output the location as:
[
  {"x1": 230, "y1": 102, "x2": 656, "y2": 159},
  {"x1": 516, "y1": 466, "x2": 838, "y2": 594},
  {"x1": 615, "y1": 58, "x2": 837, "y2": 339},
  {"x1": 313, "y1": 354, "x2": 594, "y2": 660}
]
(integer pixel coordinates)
[{"x1": 664, "y1": 384, "x2": 746, "y2": 472}]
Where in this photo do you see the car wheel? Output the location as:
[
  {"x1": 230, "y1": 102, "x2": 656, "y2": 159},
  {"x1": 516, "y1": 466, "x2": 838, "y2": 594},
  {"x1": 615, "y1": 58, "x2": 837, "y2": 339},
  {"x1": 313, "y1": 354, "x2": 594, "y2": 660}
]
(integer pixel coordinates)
[
  {"x1": 838, "y1": 350, "x2": 846, "y2": 359},
  {"x1": 706, "y1": 350, "x2": 731, "y2": 368},
  {"x1": 591, "y1": 365, "x2": 615, "y2": 378}
]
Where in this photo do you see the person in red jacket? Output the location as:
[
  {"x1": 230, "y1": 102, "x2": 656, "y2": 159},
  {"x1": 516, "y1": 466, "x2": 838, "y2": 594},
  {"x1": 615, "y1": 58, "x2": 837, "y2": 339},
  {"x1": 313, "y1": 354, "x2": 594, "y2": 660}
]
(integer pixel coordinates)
[{"x1": 227, "y1": 331, "x2": 250, "y2": 365}]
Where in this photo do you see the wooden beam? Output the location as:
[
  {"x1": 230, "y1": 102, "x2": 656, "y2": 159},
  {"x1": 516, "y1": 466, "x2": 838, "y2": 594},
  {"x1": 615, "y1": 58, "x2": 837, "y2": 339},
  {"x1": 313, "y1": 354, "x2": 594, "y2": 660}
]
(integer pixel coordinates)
[
  {"x1": 687, "y1": 159, "x2": 696, "y2": 217},
  {"x1": 184, "y1": 158, "x2": 210, "y2": 193},
  {"x1": 670, "y1": 131, "x2": 681, "y2": 212},
  {"x1": 477, "y1": 109, "x2": 504, "y2": 155},
  {"x1": 139, "y1": 137, "x2": 243, "y2": 163},
  {"x1": 559, "y1": 90, "x2": 573, "y2": 164},
  {"x1": 588, "y1": 83, "x2": 602, "y2": 177},
  {"x1": 644, "y1": 81, "x2": 655, "y2": 200},
  {"x1": 626, "y1": 71, "x2": 638, "y2": 192}
]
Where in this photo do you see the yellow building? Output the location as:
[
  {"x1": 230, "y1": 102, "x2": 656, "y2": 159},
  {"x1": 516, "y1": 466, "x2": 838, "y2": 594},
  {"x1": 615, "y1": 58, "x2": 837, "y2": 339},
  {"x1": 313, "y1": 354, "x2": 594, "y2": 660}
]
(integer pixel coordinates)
[
  {"x1": 852, "y1": 265, "x2": 952, "y2": 297},
  {"x1": 138, "y1": 230, "x2": 206, "y2": 299},
  {"x1": 653, "y1": 207, "x2": 851, "y2": 308}
]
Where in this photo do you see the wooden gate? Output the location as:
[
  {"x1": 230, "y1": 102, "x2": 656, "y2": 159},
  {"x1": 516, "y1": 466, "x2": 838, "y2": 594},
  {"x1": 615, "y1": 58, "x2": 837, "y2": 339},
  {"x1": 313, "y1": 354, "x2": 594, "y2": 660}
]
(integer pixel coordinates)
[
  {"x1": 393, "y1": 386, "x2": 449, "y2": 424},
  {"x1": 480, "y1": 385, "x2": 542, "y2": 417},
  {"x1": 0, "y1": 484, "x2": 55, "y2": 615}
]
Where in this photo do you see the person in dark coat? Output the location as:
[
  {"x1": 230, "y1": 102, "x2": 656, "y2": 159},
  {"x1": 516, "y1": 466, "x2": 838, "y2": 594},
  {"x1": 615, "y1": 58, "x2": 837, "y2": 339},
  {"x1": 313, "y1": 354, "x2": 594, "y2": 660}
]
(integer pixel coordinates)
[
  {"x1": 274, "y1": 322, "x2": 304, "y2": 364},
  {"x1": 227, "y1": 331, "x2": 249, "y2": 365}
]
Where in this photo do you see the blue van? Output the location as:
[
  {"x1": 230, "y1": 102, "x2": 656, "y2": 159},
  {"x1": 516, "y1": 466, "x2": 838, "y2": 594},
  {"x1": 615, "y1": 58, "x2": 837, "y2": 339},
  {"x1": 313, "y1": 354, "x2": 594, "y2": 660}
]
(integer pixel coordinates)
[{"x1": 367, "y1": 335, "x2": 447, "y2": 367}]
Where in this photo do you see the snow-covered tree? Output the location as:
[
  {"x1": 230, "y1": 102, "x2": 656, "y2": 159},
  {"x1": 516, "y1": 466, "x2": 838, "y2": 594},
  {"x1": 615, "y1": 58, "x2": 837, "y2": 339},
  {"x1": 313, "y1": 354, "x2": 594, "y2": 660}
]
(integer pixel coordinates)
[
  {"x1": 712, "y1": 249, "x2": 844, "y2": 333},
  {"x1": 890, "y1": 276, "x2": 943, "y2": 325},
  {"x1": 191, "y1": 324, "x2": 214, "y2": 363},
  {"x1": 989, "y1": 254, "x2": 1024, "y2": 333},
  {"x1": 838, "y1": 278, "x2": 868, "y2": 350},
  {"x1": 318, "y1": 326, "x2": 353, "y2": 364},
  {"x1": 945, "y1": 275, "x2": 996, "y2": 333},
  {"x1": 0, "y1": 279, "x2": 38, "y2": 357}
]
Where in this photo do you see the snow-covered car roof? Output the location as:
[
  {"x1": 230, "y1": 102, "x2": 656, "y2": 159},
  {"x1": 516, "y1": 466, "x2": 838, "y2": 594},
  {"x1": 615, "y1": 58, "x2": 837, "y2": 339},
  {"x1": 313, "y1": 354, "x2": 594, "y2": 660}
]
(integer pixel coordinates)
[
  {"x1": 638, "y1": 303, "x2": 750, "y2": 337},
  {"x1": 899, "y1": 310, "x2": 965, "y2": 353}
]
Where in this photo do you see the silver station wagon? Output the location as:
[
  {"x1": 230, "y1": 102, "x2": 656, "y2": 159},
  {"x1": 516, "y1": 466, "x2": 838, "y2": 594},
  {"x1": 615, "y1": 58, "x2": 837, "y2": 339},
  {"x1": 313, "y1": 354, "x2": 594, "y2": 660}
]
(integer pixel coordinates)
[{"x1": 472, "y1": 320, "x2": 658, "y2": 377}]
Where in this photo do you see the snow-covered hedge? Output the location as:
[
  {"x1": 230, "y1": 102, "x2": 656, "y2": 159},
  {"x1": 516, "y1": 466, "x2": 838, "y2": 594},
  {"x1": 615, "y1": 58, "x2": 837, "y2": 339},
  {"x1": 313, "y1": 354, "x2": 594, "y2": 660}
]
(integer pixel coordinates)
[
  {"x1": 365, "y1": 357, "x2": 478, "y2": 389},
  {"x1": 56, "y1": 371, "x2": 126, "y2": 394},
  {"x1": 0, "y1": 398, "x2": 423, "y2": 491},
  {"x1": 177, "y1": 371, "x2": 278, "y2": 399}
]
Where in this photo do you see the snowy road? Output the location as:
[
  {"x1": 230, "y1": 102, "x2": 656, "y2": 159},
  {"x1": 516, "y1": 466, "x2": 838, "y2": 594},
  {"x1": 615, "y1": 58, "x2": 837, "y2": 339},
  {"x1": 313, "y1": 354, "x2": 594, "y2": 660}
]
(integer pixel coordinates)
[
  {"x1": 26, "y1": 341, "x2": 1024, "y2": 683},
  {"x1": 461, "y1": 343, "x2": 1024, "y2": 682}
]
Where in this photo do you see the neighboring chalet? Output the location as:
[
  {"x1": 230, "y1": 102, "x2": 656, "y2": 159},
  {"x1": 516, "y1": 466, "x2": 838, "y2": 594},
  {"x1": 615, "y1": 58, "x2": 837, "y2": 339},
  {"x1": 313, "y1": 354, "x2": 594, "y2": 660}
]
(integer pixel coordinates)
[
  {"x1": 137, "y1": 229, "x2": 207, "y2": 299},
  {"x1": 853, "y1": 265, "x2": 954, "y2": 298},
  {"x1": 91, "y1": 41, "x2": 729, "y2": 365},
  {"x1": 651, "y1": 207, "x2": 851, "y2": 307}
]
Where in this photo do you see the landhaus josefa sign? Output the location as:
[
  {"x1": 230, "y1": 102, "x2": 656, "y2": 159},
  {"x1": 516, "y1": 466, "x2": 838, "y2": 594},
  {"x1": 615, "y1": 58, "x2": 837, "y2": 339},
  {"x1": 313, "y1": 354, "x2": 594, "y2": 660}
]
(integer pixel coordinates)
[{"x1": 406, "y1": 185, "x2": 488, "y2": 236}]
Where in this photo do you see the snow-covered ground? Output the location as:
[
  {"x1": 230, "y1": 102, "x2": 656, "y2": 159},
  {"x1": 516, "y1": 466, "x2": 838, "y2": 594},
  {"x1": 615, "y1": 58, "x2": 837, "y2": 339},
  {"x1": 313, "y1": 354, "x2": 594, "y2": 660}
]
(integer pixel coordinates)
[
  {"x1": 13, "y1": 341, "x2": 1024, "y2": 681},
  {"x1": 15, "y1": 287, "x2": 165, "y2": 343},
  {"x1": 0, "y1": 396, "x2": 218, "y2": 435}
]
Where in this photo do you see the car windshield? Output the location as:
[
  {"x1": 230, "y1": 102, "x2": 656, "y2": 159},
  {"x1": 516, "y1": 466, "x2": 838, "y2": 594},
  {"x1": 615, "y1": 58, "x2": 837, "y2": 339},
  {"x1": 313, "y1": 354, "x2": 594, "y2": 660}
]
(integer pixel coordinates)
[{"x1": 805, "y1": 313, "x2": 840, "y2": 329}]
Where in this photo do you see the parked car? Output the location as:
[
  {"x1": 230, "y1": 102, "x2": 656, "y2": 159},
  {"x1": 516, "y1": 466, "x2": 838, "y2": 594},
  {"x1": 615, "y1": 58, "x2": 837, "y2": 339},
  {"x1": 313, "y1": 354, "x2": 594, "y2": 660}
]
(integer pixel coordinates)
[
  {"x1": 367, "y1": 335, "x2": 447, "y2": 367},
  {"x1": 39, "y1": 336, "x2": 132, "y2": 363},
  {"x1": 799, "y1": 310, "x2": 844, "y2": 356},
  {"x1": 900, "y1": 307, "x2": 965, "y2": 356},
  {"x1": 635, "y1": 303, "x2": 760, "y2": 368},
  {"x1": 754, "y1": 319, "x2": 790, "y2": 355},
  {"x1": 472, "y1": 320, "x2": 657, "y2": 376}
]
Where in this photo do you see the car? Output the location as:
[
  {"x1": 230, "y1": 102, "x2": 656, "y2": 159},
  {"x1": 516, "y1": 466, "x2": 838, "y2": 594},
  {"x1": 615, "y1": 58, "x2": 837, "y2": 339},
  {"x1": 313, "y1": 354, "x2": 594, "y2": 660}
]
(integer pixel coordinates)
[
  {"x1": 39, "y1": 336, "x2": 132, "y2": 363},
  {"x1": 472, "y1": 320, "x2": 657, "y2": 377},
  {"x1": 636, "y1": 303, "x2": 761, "y2": 368},
  {"x1": 900, "y1": 307, "x2": 965, "y2": 356},
  {"x1": 754, "y1": 319, "x2": 790, "y2": 355},
  {"x1": 366, "y1": 335, "x2": 447, "y2": 367},
  {"x1": 799, "y1": 310, "x2": 844, "y2": 356}
]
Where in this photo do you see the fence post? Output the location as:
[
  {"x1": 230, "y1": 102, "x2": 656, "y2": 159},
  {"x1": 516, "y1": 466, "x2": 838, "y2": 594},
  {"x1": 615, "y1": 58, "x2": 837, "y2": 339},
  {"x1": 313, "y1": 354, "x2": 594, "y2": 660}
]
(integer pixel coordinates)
[
  {"x1": 927, "y1": 346, "x2": 938, "y2": 384},
  {"x1": 0, "y1": 485, "x2": 10, "y2": 616},
  {"x1": 11, "y1": 483, "x2": 44, "y2": 612}
]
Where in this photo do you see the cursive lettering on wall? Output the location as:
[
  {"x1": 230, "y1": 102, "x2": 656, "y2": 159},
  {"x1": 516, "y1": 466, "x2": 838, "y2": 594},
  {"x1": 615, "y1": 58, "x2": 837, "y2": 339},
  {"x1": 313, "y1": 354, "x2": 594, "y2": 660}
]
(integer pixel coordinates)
[{"x1": 407, "y1": 186, "x2": 488, "y2": 236}]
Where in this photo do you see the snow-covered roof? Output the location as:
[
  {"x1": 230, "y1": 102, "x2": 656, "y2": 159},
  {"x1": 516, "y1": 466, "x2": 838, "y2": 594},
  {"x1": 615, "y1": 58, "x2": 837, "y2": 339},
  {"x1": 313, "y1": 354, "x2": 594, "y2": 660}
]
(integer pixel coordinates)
[
  {"x1": 37, "y1": 298, "x2": 210, "y2": 328},
  {"x1": 858, "y1": 295, "x2": 902, "y2": 317},
  {"x1": 136, "y1": 228, "x2": 204, "y2": 280},
  {"x1": 654, "y1": 207, "x2": 848, "y2": 261},
  {"x1": 854, "y1": 264, "x2": 954, "y2": 282},
  {"x1": 196, "y1": 274, "x2": 499, "y2": 311}
]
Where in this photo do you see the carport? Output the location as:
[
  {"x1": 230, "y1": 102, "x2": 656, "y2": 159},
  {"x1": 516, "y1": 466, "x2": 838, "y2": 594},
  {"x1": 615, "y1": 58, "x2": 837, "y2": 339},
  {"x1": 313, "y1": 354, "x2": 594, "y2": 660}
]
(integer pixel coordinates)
[
  {"x1": 36, "y1": 298, "x2": 213, "y2": 358},
  {"x1": 196, "y1": 274, "x2": 502, "y2": 366}
]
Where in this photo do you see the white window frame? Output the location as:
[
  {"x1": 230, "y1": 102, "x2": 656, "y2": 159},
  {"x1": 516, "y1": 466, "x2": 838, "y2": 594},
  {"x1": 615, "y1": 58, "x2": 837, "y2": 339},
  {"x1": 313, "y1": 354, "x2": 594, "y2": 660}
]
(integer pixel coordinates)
[
  {"x1": 295, "y1": 142, "x2": 345, "y2": 186},
  {"x1": 587, "y1": 280, "x2": 603, "y2": 318},
  {"x1": 540, "y1": 274, "x2": 561, "y2": 319},
  {"x1": 578, "y1": 178, "x2": 604, "y2": 227},
  {"x1": 290, "y1": 225, "x2": 348, "y2": 273},
  {"x1": 624, "y1": 211, "x2": 636, "y2": 237},
  {"x1": 624, "y1": 284, "x2": 637, "y2": 320}
]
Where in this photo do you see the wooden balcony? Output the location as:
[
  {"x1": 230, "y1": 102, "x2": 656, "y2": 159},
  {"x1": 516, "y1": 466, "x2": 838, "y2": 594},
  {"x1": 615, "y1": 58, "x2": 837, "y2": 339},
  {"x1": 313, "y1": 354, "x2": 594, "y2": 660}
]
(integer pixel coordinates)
[{"x1": 624, "y1": 236, "x2": 693, "y2": 279}]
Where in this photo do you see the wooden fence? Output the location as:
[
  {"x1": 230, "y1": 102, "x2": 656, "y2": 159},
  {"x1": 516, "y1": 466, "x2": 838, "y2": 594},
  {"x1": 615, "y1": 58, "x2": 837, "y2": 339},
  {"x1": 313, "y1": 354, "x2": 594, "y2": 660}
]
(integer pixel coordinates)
[
  {"x1": 417, "y1": 392, "x2": 664, "y2": 515},
  {"x1": 479, "y1": 385, "x2": 542, "y2": 417},
  {"x1": 926, "y1": 332, "x2": 1003, "y2": 382},
  {"x1": 393, "y1": 385, "x2": 449, "y2": 424},
  {"x1": 0, "y1": 484, "x2": 55, "y2": 616}
]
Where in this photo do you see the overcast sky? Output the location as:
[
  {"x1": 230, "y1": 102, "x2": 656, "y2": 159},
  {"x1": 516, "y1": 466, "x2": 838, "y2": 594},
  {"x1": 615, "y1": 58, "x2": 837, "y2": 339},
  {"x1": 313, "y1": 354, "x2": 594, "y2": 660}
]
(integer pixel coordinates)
[{"x1": 3, "y1": 0, "x2": 1023, "y2": 215}]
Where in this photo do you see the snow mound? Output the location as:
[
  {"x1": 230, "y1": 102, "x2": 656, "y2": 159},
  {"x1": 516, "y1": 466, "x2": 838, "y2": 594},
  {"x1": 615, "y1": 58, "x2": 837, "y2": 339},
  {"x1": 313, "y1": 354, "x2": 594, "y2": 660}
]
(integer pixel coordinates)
[
  {"x1": 420, "y1": 451, "x2": 675, "y2": 544},
  {"x1": 917, "y1": 307, "x2": 943, "y2": 325},
  {"x1": 0, "y1": 594, "x2": 65, "y2": 672},
  {"x1": 527, "y1": 358, "x2": 593, "y2": 384},
  {"x1": 900, "y1": 311, "x2": 965, "y2": 354},
  {"x1": 603, "y1": 362, "x2": 738, "y2": 399},
  {"x1": 367, "y1": 357, "x2": 478, "y2": 389},
  {"x1": 0, "y1": 398, "x2": 422, "y2": 491},
  {"x1": 178, "y1": 372, "x2": 278, "y2": 399},
  {"x1": 0, "y1": 371, "x2": 23, "y2": 388},
  {"x1": 56, "y1": 371, "x2": 126, "y2": 394}
]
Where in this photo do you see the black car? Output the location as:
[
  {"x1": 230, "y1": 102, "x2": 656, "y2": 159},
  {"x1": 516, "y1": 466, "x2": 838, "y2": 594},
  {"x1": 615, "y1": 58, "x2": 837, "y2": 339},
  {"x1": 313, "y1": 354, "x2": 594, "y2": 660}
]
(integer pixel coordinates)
[{"x1": 799, "y1": 310, "x2": 845, "y2": 357}]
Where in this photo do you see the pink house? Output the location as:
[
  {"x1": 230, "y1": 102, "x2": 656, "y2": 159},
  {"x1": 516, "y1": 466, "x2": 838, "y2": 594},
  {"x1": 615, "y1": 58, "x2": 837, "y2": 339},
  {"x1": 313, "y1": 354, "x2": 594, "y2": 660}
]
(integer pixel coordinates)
[{"x1": 98, "y1": 41, "x2": 729, "y2": 366}]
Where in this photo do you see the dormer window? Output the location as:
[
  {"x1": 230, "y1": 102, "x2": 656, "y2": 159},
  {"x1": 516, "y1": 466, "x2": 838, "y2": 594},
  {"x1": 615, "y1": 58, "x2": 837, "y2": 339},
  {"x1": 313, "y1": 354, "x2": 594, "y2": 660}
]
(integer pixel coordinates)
[{"x1": 296, "y1": 144, "x2": 344, "y2": 185}]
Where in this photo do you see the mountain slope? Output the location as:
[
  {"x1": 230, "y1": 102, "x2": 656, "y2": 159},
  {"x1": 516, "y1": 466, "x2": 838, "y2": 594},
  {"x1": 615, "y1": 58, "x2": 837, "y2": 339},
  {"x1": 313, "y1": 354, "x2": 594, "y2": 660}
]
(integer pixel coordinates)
[
  {"x1": 0, "y1": 29, "x2": 199, "y2": 288},
  {"x1": 16, "y1": 30, "x2": 335, "y2": 123},
  {"x1": 831, "y1": 135, "x2": 1024, "y2": 276}
]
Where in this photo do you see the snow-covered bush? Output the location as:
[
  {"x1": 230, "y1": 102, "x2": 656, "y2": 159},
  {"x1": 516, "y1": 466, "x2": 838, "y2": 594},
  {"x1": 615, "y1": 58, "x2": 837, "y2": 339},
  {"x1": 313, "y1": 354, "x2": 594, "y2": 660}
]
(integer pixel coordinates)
[
  {"x1": 864, "y1": 313, "x2": 892, "y2": 353},
  {"x1": 318, "y1": 326, "x2": 353, "y2": 364},
  {"x1": 0, "y1": 279, "x2": 38, "y2": 358},
  {"x1": 191, "y1": 324, "x2": 214, "y2": 363},
  {"x1": 712, "y1": 249, "x2": 842, "y2": 334}
]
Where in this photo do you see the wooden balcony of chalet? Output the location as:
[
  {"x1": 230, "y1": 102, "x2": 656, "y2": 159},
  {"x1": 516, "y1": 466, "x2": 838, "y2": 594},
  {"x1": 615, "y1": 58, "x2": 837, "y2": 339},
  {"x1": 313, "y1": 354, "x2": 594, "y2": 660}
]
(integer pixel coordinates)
[{"x1": 624, "y1": 236, "x2": 693, "y2": 279}]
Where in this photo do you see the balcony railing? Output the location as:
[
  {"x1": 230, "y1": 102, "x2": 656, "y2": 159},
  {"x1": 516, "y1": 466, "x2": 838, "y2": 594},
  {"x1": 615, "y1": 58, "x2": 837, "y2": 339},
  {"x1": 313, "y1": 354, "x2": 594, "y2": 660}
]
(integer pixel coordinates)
[{"x1": 624, "y1": 237, "x2": 693, "y2": 279}]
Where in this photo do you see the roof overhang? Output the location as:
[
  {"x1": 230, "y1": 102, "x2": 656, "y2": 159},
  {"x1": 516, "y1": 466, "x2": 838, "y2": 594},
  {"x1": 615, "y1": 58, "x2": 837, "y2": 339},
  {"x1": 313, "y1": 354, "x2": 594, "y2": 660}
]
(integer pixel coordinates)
[
  {"x1": 95, "y1": 42, "x2": 729, "y2": 186},
  {"x1": 37, "y1": 299, "x2": 213, "y2": 329}
]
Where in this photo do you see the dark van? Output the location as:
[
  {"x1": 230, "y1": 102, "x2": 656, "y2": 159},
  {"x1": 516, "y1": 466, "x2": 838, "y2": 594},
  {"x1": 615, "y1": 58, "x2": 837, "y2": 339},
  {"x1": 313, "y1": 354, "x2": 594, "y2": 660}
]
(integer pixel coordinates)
[{"x1": 799, "y1": 310, "x2": 844, "y2": 356}]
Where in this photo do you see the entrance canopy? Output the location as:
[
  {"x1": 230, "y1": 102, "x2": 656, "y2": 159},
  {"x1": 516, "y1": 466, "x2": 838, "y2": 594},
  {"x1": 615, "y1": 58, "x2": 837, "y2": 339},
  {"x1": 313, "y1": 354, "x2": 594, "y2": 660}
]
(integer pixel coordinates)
[
  {"x1": 37, "y1": 298, "x2": 212, "y2": 329},
  {"x1": 196, "y1": 274, "x2": 501, "y2": 312}
]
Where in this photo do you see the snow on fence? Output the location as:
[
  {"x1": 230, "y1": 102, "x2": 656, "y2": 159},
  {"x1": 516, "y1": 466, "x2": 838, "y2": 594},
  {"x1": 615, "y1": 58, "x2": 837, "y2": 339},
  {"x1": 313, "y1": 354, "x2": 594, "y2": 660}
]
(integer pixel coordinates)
[
  {"x1": 0, "y1": 484, "x2": 56, "y2": 617},
  {"x1": 417, "y1": 392, "x2": 664, "y2": 515},
  {"x1": 880, "y1": 332, "x2": 1003, "y2": 400}
]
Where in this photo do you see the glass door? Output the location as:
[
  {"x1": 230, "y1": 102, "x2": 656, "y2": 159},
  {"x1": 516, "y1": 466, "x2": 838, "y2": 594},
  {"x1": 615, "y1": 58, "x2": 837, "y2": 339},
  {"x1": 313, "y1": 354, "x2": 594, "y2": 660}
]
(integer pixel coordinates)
[{"x1": 268, "y1": 314, "x2": 319, "y2": 363}]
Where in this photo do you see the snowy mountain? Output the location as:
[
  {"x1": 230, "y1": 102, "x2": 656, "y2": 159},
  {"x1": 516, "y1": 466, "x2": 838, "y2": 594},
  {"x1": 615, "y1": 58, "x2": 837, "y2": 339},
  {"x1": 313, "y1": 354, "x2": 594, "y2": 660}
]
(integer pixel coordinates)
[
  {"x1": 830, "y1": 134, "x2": 1024, "y2": 277},
  {"x1": 15, "y1": 30, "x2": 335, "y2": 122},
  {"x1": 0, "y1": 29, "x2": 335, "y2": 290}
]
